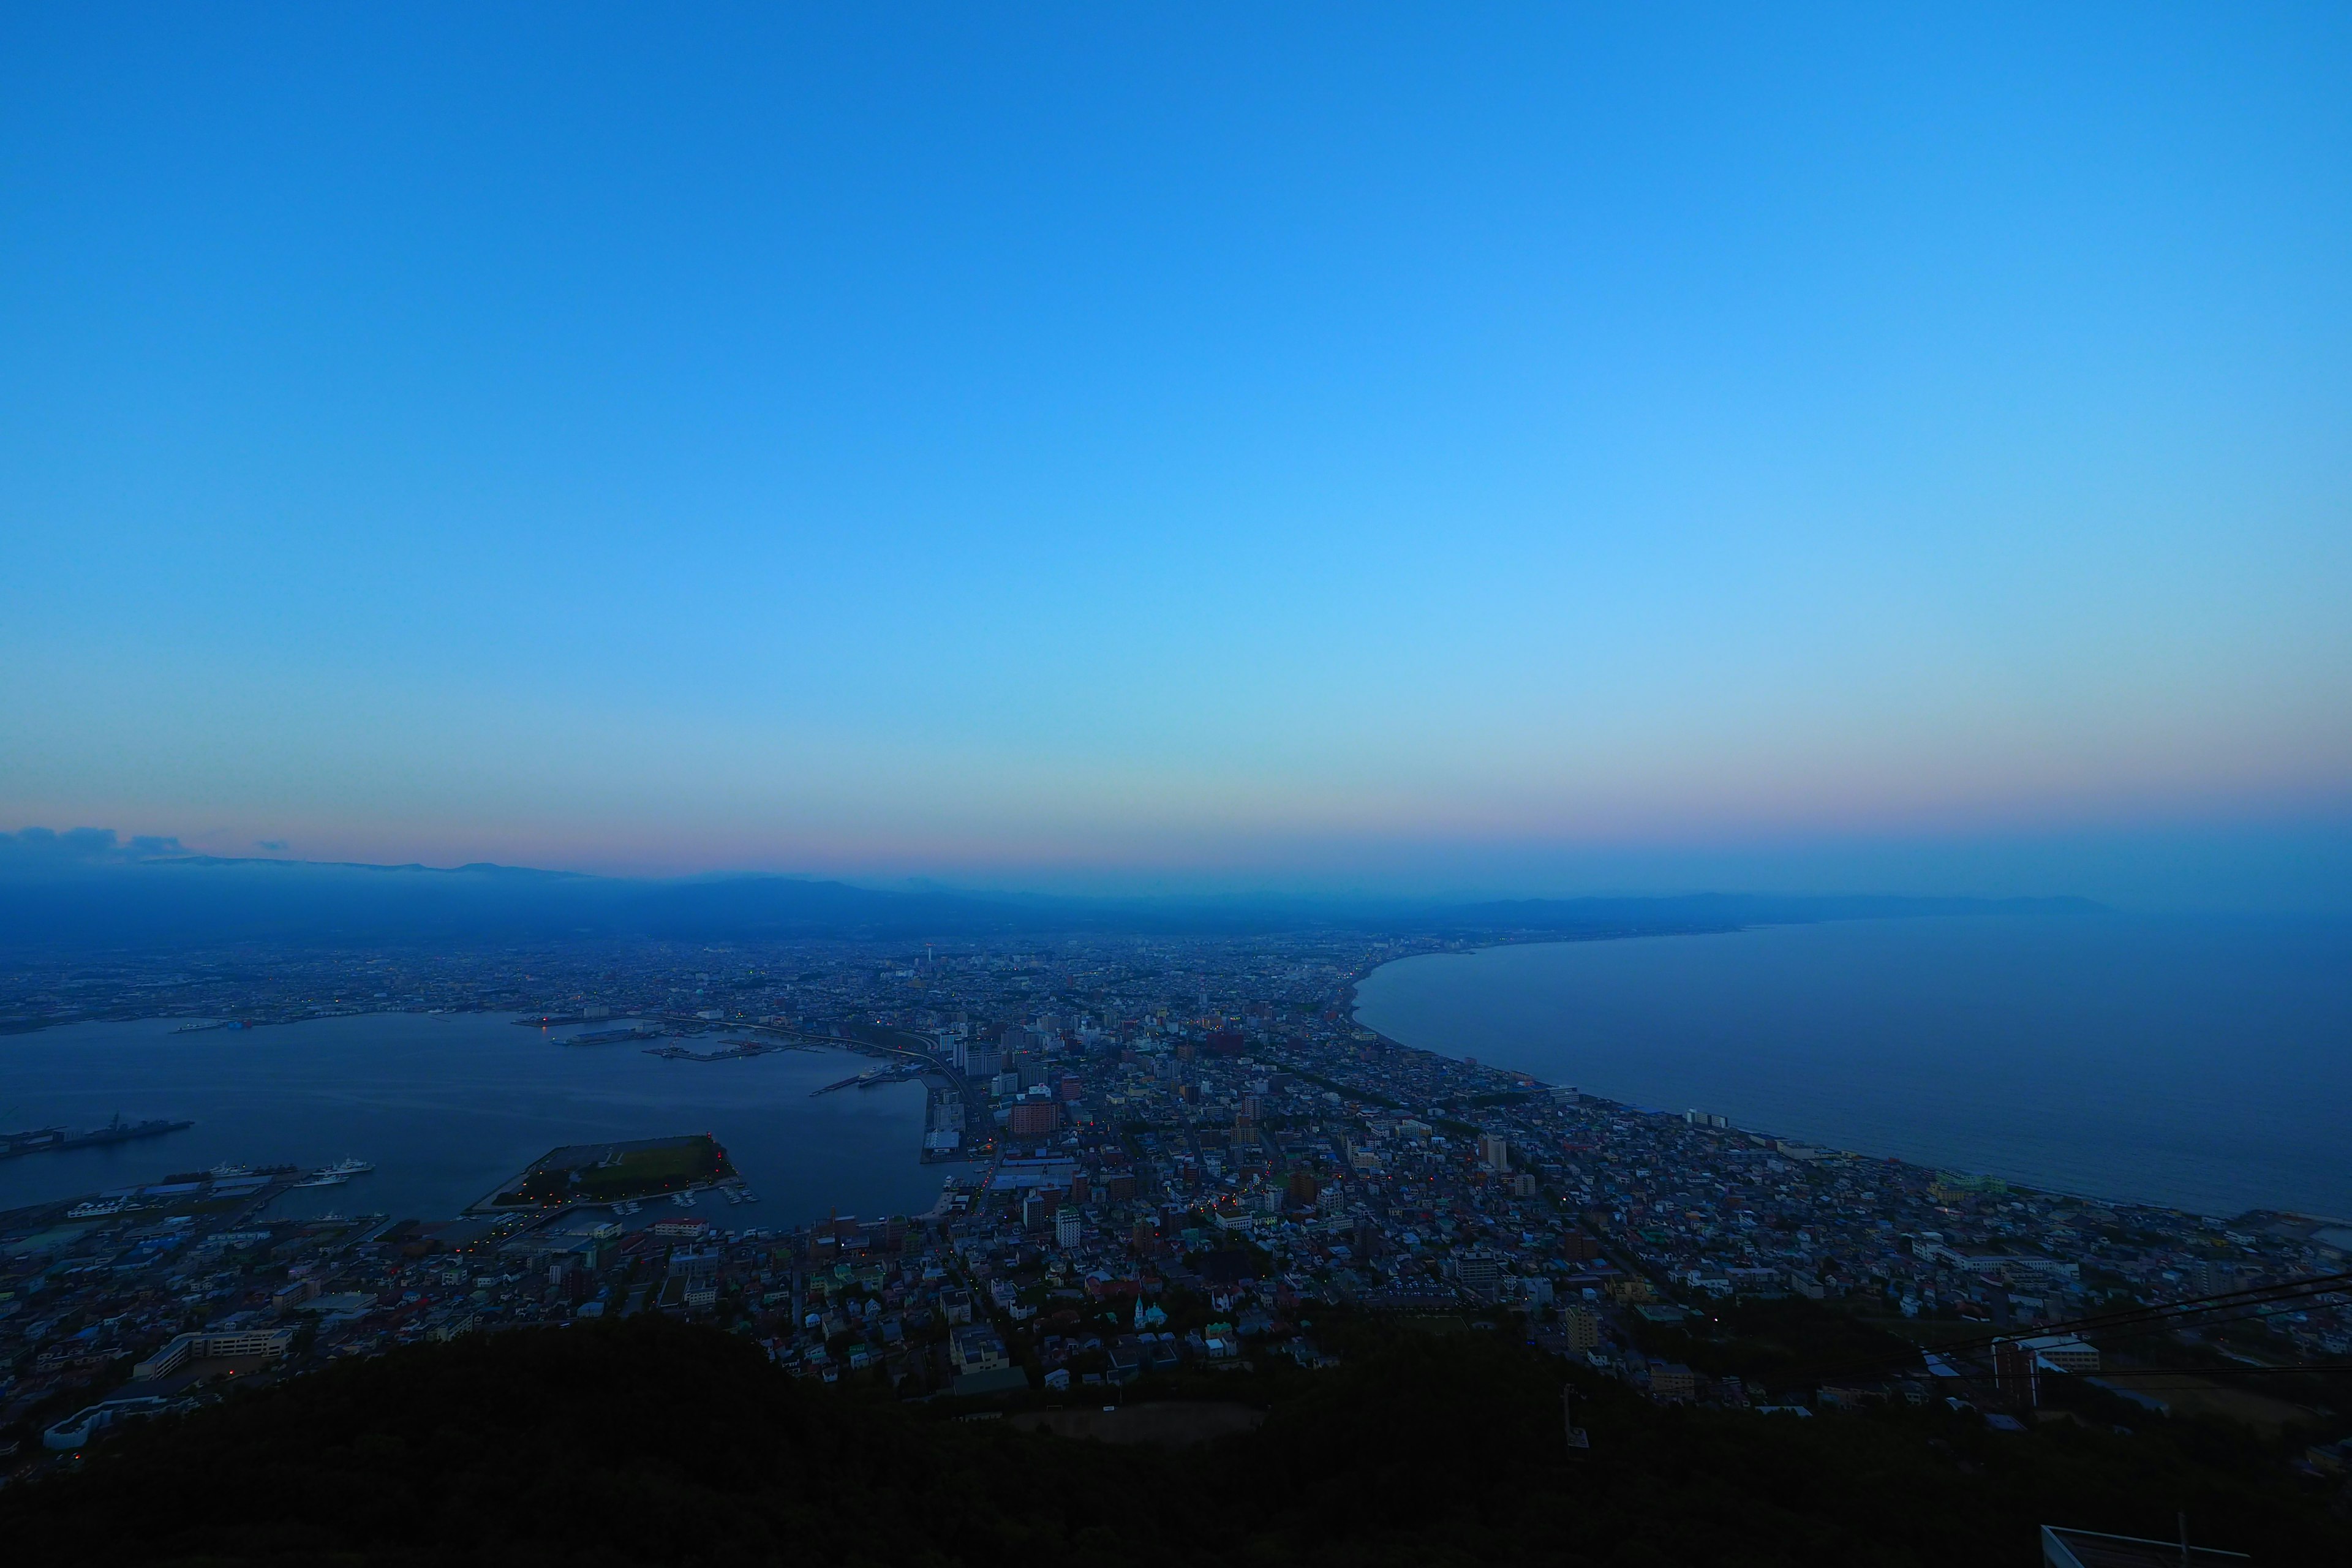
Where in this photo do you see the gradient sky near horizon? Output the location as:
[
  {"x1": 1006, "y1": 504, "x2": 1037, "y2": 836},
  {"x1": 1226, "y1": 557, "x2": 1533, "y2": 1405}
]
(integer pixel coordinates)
[{"x1": 5, "y1": 6, "x2": 2350, "y2": 907}]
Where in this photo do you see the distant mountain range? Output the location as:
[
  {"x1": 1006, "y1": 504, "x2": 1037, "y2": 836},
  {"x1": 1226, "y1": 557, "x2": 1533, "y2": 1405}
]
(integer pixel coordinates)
[{"x1": 0, "y1": 839, "x2": 2102, "y2": 952}]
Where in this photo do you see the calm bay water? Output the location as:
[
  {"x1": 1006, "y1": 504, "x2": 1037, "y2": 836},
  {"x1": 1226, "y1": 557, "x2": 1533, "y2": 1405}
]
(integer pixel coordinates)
[
  {"x1": 1353, "y1": 914, "x2": 2352, "y2": 1220},
  {"x1": 0, "y1": 1012, "x2": 952, "y2": 1224}
]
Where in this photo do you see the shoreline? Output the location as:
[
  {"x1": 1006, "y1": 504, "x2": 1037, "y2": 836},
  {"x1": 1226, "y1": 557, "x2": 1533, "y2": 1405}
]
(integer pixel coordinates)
[
  {"x1": 0, "y1": 1012, "x2": 948, "y2": 1229},
  {"x1": 1346, "y1": 935, "x2": 2351, "y2": 1227}
]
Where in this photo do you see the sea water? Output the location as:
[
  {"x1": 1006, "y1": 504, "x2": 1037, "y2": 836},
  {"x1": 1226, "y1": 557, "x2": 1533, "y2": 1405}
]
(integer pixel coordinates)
[
  {"x1": 1352, "y1": 913, "x2": 2352, "y2": 1219},
  {"x1": 0, "y1": 1011, "x2": 951, "y2": 1224}
]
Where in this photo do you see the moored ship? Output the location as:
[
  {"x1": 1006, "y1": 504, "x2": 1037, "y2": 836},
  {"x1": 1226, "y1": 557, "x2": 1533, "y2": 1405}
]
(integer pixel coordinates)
[{"x1": 0, "y1": 1114, "x2": 195, "y2": 1160}]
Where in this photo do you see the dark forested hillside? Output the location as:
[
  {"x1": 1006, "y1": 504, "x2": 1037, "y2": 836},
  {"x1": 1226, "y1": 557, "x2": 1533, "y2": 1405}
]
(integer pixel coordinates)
[{"x1": 4, "y1": 1318, "x2": 2342, "y2": 1567}]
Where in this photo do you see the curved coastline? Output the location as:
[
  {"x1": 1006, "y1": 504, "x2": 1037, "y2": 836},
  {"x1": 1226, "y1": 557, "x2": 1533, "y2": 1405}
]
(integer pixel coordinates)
[{"x1": 1349, "y1": 917, "x2": 2352, "y2": 1221}]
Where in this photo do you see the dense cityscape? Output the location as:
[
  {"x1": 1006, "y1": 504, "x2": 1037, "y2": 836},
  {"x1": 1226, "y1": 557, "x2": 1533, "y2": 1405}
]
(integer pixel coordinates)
[{"x1": 4, "y1": 933, "x2": 2346, "y2": 1490}]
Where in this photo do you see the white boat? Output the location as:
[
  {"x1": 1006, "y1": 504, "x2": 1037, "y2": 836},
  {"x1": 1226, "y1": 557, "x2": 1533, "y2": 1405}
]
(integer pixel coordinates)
[
  {"x1": 671, "y1": 1191, "x2": 693, "y2": 1207},
  {"x1": 323, "y1": 1157, "x2": 375, "y2": 1177},
  {"x1": 293, "y1": 1172, "x2": 350, "y2": 1188}
]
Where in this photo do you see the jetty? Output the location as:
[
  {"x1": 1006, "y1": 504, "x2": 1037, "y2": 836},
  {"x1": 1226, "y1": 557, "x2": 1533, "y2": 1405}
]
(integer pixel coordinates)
[
  {"x1": 1, "y1": 1115, "x2": 195, "y2": 1161},
  {"x1": 810, "y1": 1063, "x2": 925, "y2": 1096}
]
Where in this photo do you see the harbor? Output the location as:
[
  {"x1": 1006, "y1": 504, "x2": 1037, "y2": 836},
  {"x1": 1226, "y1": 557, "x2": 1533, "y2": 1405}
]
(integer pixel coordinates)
[
  {"x1": 0, "y1": 1011, "x2": 954, "y2": 1226},
  {"x1": 0, "y1": 1114, "x2": 194, "y2": 1161},
  {"x1": 44, "y1": 1155, "x2": 371, "y2": 1221}
]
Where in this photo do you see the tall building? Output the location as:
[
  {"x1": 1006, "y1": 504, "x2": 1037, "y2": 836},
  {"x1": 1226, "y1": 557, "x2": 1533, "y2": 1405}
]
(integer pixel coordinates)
[
  {"x1": 1055, "y1": 1207, "x2": 1081, "y2": 1248},
  {"x1": 1478, "y1": 1133, "x2": 1510, "y2": 1171}
]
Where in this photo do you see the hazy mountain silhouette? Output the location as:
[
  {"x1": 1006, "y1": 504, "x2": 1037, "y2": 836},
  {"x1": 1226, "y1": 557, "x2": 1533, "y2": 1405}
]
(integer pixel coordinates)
[{"x1": 0, "y1": 829, "x2": 2100, "y2": 953}]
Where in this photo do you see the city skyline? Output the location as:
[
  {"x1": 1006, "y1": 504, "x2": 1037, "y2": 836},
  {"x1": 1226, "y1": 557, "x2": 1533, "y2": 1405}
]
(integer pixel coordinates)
[{"x1": 6, "y1": 6, "x2": 2350, "y2": 908}]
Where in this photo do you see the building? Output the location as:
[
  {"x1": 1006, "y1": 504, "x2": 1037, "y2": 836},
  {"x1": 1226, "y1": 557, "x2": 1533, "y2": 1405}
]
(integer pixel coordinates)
[
  {"x1": 1456, "y1": 1251, "x2": 1502, "y2": 1300},
  {"x1": 270, "y1": 1276, "x2": 322, "y2": 1314},
  {"x1": 1649, "y1": 1362, "x2": 1697, "y2": 1401},
  {"x1": 2184, "y1": 1259, "x2": 2236, "y2": 1295},
  {"x1": 1477, "y1": 1133, "x2": 1510, "y2": 1171},
  {"x1": 43, "y1": 1394, "x2": 170, "y2": 1452},
  {"x1": 2018, "y1": 1334, "x2": 2100, "y2": 1374},
  {"x1": 951, "y1": 1324, "x2": 1009, "y2": 1374},
  {"x1": 1559, "y1": 1306, "x2": 1600, "y2": 1352},
  {"x1": 1007, "y1": 1099, "x2": 1060, "y2": 1139},
  {"x1": 1055, "y1": 1207, "x2": 1082, "y2": 1248},
  {"x1": 133, "y1": 1326, "x2": 297, "y2": 1381},
  {"x1": 549, "y1": 1259, "x2": 594, "y2": 1303},
  {"x1": 133, "y1": 1336, "x2": 197, "y2": 1381},
  {"x1": 200, "y1": 1326, "x2": 297, "y2": 1359}
]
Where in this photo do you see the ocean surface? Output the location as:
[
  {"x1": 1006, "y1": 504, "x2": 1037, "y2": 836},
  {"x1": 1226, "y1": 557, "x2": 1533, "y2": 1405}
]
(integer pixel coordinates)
[
  {"x1": 0, "y1": 1012, "x2": 954, "y2": 1225},
  {"x1": 1352, "y1": 913, "x2": 2352, "y2": 1220}
]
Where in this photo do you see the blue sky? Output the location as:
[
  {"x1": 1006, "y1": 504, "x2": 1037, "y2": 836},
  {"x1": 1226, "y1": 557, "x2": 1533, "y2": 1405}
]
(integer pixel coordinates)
[{"x1": 4, "y1": 5, "x2": 2349, "y2": 906}]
